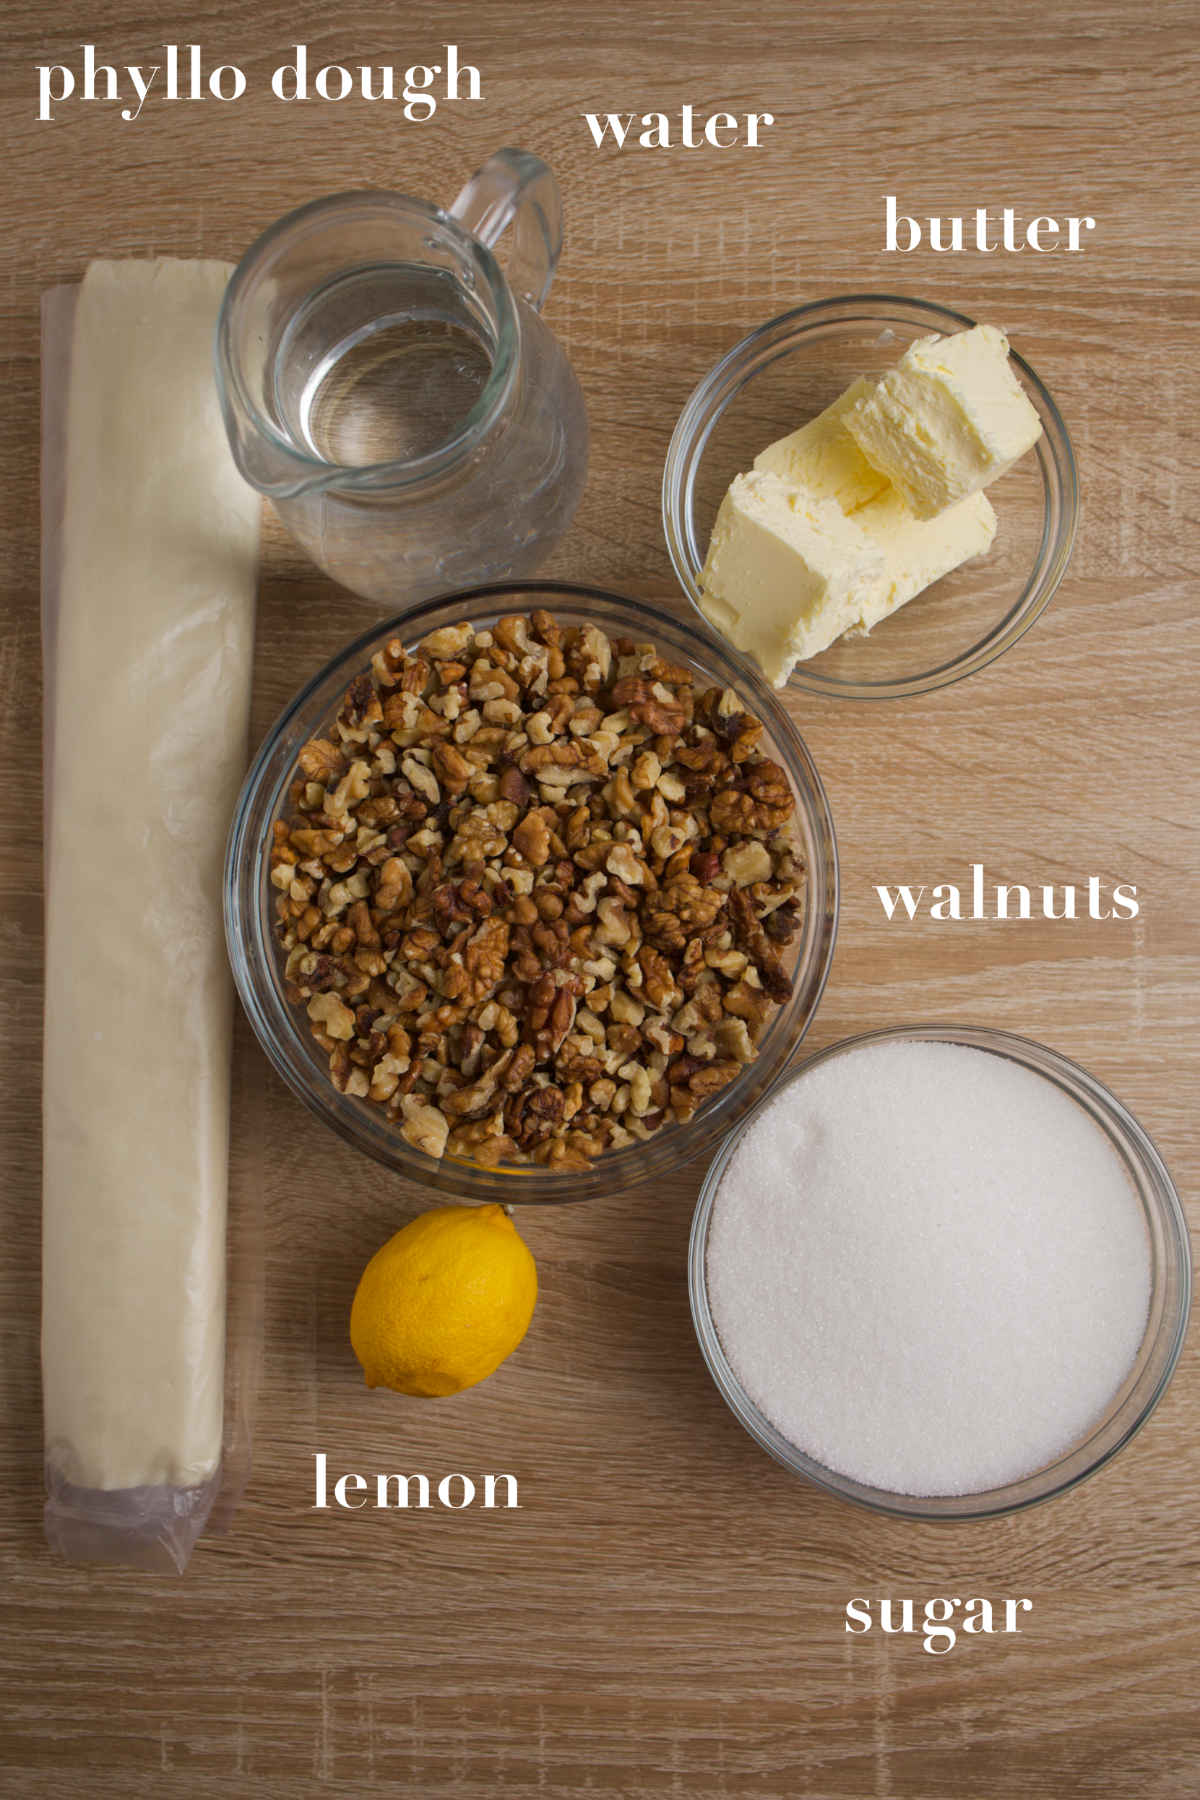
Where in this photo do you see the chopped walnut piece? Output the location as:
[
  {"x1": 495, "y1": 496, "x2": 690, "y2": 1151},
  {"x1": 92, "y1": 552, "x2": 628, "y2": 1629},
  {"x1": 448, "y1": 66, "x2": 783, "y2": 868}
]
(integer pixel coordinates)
[
  {"x1": 710, "y1": 778, "x2": 794, "y2": 838},
  {"x1": 513, "y1": 810, "x2": 552, "y2": 867},
  {"x1": 297, "y1": 738, "x2": 347, "y2": 784},
  {"x1": 307, "y1": 992, "x2": 355, "y2": 1040},
  {"x1": 398, "y1": 1097, "x2": 450, "y2": 1159},
  {"x1": 722, "y1": 840, "x2": 774, "y2": 887}
]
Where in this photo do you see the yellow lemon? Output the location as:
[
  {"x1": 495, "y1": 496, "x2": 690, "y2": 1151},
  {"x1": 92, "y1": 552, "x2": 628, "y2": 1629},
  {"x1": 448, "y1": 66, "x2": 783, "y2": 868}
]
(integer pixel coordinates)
[{"x1": 350, "y1": 1203, "x2": 537, "y2": 1396}]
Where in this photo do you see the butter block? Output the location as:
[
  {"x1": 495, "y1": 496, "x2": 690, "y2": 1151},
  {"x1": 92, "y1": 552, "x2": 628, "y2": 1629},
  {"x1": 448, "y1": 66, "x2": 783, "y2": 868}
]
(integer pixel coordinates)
[
  {"x1": 698, "y1": 470, "x2": 884, "y2": 684},
  {"x1": 843, "y1": 324, "x2": 1042, "y2": 518},
  {"x1": 847, "y1": 489, "x2": 997, "y2": 636},
  {"x1": 754, "y1": 378, "x2": 890, "y2": 512}
]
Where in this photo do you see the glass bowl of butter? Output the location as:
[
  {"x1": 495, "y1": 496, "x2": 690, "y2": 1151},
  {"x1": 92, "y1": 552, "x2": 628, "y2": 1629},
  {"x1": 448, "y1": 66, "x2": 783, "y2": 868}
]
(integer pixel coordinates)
[{"x1": 662, "y1": 295, "x2": 1078, "y2": 701}]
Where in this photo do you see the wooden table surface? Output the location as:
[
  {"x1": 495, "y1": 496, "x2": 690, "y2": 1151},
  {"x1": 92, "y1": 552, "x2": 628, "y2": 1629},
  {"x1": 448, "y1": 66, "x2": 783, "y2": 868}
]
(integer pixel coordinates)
[{"x1": 3, "y1": 1, "x2": 1199, "y2": 1794}]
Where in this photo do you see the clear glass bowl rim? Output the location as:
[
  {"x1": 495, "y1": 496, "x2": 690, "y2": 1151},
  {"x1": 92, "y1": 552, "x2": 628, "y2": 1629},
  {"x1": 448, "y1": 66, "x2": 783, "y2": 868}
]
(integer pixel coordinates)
[
  {"x1": 661, "y1": 293, "x2": 1080, "y2": 701},
  {"x1": 689, "y1": 1022, "x2": 1191, "y2": 1521},
  {"x1": 224, "y1": 579, "x2": 839, "y2": 1203}
]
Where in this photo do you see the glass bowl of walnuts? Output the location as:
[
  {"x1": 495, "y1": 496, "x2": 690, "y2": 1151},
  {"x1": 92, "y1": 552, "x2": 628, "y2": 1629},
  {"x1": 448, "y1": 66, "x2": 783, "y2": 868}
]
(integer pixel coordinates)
[{"x1": 225, "y1": 582, "x2": 838, "y2": 1201}]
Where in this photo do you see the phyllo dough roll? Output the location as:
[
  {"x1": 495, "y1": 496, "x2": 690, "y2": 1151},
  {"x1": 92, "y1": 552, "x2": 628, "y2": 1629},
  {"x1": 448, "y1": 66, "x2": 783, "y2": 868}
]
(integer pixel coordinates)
[{"x1": 41, "y1": 260, "x2": 260, "y2": 1569}]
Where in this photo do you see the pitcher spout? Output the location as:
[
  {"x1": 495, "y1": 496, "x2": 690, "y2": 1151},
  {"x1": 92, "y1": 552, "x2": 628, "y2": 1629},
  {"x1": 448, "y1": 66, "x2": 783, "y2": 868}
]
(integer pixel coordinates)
[{"x1": 218, "y1": 404, "x2": 336, "y2": 502}]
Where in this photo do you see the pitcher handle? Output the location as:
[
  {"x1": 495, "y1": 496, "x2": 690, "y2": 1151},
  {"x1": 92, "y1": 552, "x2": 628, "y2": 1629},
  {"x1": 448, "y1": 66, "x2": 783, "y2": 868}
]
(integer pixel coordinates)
[{"x1": 449, "y1": 148, "x2": 562, "y2": 313}]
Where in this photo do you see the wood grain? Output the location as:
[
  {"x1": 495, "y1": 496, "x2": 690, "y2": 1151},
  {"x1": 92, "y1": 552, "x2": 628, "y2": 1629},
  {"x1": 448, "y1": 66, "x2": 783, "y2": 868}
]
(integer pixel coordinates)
[{"x1": 3, "y1": 0, "x2": 1199, "y2": 1794}]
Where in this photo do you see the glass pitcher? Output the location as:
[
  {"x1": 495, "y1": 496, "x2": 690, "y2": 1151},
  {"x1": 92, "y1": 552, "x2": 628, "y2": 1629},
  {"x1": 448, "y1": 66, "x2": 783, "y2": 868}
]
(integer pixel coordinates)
[{"x1": 215, "y1": 149, "x2": 588, "y2": 606}]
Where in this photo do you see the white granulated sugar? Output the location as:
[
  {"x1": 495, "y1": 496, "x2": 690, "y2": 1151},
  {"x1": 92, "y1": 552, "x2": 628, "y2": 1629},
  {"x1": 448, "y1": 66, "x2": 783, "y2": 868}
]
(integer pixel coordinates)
[{"x1": 706, "y1": 1040, "x2": 1152, "y2": 1496}]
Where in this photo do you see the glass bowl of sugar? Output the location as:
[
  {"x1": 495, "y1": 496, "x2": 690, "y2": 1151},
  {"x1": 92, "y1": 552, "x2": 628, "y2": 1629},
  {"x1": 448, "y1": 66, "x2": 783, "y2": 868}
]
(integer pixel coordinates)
[
  {"x1": 662, "y1": 295, "x2": 1078, "y2": 700},
  {"x1": 689, "y1": 1025, "x2": 1190, "y2": 1520}
]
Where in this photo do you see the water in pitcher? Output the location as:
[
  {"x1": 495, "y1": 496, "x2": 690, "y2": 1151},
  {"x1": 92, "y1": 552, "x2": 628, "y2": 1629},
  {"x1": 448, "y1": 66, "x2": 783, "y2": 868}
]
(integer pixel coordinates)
[{"x1": 275, "y1": 266, "x2": 495, "y2": 469}]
